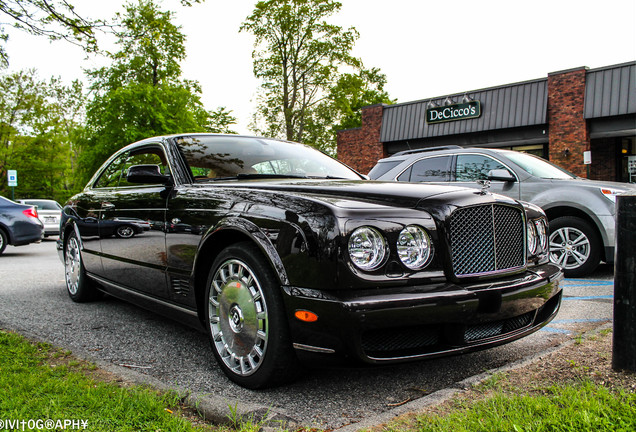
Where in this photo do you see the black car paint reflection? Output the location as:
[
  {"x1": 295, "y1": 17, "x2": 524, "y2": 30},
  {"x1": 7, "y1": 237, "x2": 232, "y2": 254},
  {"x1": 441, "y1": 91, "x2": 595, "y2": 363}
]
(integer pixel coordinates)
[{"x1": 57, "y1": 133, "x2": 563, "y2": 389}]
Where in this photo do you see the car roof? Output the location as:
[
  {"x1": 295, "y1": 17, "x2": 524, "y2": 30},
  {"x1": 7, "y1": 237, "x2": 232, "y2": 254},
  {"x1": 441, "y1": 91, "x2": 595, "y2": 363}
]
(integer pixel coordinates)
[{"x1": 383, "y1": 146, "x2": 505, "y2": 160}]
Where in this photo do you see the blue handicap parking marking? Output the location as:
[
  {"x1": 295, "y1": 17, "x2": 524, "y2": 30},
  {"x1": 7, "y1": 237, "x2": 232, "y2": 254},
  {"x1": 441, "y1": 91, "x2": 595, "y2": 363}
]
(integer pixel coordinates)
[
  {"x1": 563, "y1": 279, "x2": 614, "y2": 287},
  {"x1": 541, "y1": 327, "x2": 572, "y2": 334},
  {"x1": 563, "y1": 295, "x2": 613, "y2": 301}
]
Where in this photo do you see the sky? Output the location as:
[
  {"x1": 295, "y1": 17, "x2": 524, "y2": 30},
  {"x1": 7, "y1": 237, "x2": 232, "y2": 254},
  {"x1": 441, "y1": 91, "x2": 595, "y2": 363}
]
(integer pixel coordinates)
[{"x1": 4, "y1": 0, "x2": 636, "y2": 134}]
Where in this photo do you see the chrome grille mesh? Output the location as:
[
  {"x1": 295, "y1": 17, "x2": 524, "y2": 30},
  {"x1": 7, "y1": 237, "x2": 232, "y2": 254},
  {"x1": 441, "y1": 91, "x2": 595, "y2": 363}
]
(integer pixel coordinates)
[{"x1": 450, "y1": 204, "x2": 525, "y2": 277}]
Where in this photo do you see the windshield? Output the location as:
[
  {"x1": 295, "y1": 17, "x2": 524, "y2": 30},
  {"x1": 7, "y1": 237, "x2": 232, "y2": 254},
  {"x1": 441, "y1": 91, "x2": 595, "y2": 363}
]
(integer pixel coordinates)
[
  {"x1": 498, "y1": 150, "x2": 576, "y2": 179},
  {"x1": 175, "y1": 135, "x2": 362, "y2": 181}
]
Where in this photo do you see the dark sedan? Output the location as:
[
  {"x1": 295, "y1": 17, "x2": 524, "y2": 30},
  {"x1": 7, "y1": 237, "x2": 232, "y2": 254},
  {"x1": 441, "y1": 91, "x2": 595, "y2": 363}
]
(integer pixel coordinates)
[
  {"x1": 0, "y1": 196, "x2": 44, "y2": 255},
  {"x1": 57, "y1": 134, "x2": 563, "y2": 388}
]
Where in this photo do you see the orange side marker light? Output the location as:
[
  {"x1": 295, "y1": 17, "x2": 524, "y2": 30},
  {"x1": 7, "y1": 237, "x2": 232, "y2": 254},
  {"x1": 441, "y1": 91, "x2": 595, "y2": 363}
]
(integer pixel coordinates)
[{"x1": 294, "y1": 310, "x2": 318, "y2": 322}]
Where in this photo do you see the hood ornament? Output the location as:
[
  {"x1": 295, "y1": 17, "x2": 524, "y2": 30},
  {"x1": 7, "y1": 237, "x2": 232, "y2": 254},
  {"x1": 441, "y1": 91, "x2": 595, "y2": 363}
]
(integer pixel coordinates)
[{"x1": 476, "y1": 179, "x2": 491, "y2": 195}]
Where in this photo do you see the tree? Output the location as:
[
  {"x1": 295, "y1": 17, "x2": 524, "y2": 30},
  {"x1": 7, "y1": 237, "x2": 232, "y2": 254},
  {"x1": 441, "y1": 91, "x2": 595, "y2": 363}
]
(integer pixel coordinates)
[
  {"x1": 77, "y1": 0, "x2": 235, "y2": 186},
  {"x1": 0, "y1": 0, "x2": 205, "y2": 66},
  {"x1": 302, "y1": 68, "x2": 395, "y2": 154},
  {"x1": 241, "y1": 0, "x2": 360, "y2": 144},
  {"x1": 0, "y1": 70, "x2": 86, "y2": 201}
]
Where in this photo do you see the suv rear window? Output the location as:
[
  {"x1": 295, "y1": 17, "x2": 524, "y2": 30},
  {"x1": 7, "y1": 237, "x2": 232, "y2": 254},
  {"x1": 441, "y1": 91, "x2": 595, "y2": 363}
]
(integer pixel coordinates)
[{"x1": 368, "y1": 160, "x2": 402, "y2": 178}]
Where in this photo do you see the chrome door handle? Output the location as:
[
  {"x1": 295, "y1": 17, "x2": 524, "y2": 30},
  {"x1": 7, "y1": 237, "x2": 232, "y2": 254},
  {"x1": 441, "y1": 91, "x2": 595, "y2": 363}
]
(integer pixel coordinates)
[{"x1": 101, "y1": 202, "x2": 115, "y2": 209}]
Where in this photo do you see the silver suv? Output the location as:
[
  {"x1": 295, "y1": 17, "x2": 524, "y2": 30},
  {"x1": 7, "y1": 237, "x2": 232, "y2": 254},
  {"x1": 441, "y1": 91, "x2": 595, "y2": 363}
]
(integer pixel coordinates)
[{"x1": 369, "y1": 146, "x2": 636, "y2": 277}]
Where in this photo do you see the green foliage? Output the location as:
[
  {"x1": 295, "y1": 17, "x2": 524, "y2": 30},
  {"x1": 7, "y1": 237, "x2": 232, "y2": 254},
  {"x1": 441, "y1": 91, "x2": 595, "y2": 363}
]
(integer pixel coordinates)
[
  {"x1": 0, "y1": 70, "x2": 86, "y2": 202},
  {"x1": 241, "y1": 1, "x2": 357, "y2": 141},
  {"x1": 303, "y1": 68, "x2": 395, "y2": 155},
  {"x1": 0, "y1": 0, "x2": 101, "y2": 66},
  {"x1": 78, "y1": 0, "x2": 235, "y2": 187},
  {"x1": 0, "y1": 329, "x2": 209, "y2": 431},
  {"x1": 403, "y1": 381, "x2": 636, "y2": 432},
  {"x1": 241, "y1": 0, "x2": 392, "y2": 155},
  {"x1": 0, "y1": 0, "x2": 206, "y2": 66}
]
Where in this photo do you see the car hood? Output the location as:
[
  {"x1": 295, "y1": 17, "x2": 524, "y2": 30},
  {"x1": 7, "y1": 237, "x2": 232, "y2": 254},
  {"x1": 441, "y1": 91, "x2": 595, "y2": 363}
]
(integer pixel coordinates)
[
  {"x1": 203, "y1": 179, "x2": 519, "y2": 210},
  {"x1": 560, "y1": 177, "x2": 636, "y2": 191}
]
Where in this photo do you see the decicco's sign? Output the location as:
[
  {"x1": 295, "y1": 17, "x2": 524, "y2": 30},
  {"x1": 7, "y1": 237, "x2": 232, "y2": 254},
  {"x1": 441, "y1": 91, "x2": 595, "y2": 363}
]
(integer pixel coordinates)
[{"x1": 426, "y1": 101, "x2": 481, "y2": 124}]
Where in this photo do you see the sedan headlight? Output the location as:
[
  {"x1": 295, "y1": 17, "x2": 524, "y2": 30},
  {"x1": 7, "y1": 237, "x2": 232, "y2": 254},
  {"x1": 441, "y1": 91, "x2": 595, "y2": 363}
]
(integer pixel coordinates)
[
  {"x1": 527, "y1": 221, "x2": 538, "y2": 255},
  {"x1": 348, "y1": 226, "x2": 387, "y2": 270},
  {"x1": 397, "y1": 225, "x2": 432, "y2": 270},
  {"x1": 535, "y1": 219, "x2": 548, "y2": 253}
]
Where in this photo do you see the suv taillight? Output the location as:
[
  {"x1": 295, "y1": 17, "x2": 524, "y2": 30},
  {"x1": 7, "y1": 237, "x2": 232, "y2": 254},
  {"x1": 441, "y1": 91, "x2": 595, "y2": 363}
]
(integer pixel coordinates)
[{"x1": 22, "y1": 207, "x2": 39, "y2": 219}]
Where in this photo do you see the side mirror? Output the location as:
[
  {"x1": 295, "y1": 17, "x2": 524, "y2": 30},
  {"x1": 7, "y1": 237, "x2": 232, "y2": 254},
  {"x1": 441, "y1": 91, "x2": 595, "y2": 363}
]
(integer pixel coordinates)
[
  {"x1": 487, "y1": 169, "x2": 516, "y2": 182},
  {"x1": 126, "y1": 164, "x2": 172, "y2": 185}
]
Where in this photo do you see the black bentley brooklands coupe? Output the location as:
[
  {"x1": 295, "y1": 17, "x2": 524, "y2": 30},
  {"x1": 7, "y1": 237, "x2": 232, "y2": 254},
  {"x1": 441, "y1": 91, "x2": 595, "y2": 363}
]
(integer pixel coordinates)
[{"x1": 58, "y1": 134, "x2": 563, "y2": 388}]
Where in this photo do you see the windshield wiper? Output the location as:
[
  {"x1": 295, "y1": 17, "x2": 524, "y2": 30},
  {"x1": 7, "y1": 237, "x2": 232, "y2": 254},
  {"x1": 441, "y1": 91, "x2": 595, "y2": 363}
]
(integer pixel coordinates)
[{"x1": 237, "y1": 173, "x2": 309, "y2": 179}]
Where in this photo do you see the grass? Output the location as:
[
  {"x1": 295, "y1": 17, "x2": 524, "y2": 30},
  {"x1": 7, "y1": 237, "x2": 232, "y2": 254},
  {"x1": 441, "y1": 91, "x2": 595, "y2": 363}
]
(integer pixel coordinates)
[
  {"x1": 0, "y1": 329, "x2": 211, "y2": 432},
  {"x1": 375, "y1": 329, "x2": 636, "y2": 432},
  {"x1": 380, "y1": 381, "x2": 635, "y2": 432}
]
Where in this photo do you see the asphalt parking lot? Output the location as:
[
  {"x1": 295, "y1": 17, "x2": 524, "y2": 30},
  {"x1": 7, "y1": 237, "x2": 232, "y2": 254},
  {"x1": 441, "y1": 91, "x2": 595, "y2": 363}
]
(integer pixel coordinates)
[{"x1": 0, "y1": 240, "x2": 615, "y2": 430}]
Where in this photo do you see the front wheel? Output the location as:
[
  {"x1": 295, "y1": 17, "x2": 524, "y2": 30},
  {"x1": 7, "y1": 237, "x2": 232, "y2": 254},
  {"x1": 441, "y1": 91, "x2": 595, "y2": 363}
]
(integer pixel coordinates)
[
  {"x1": 64, "y1": 230, "x2": 100, "y2": 302},
  {"x1": 548, "y1": 216, "x2": 601, "y2": 278},
  {"x1": 204, "y1": 242, "x2": 298, "y2": 389}
]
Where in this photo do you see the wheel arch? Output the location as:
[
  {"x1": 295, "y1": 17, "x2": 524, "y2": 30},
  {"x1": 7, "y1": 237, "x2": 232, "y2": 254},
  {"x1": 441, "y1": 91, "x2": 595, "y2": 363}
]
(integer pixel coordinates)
[
  {"x1": 193, "y1": 219, "x2": 290, "y2": 325},
  {"x1": 544, "y1": 206, "x2": 606, "y2": 260}
]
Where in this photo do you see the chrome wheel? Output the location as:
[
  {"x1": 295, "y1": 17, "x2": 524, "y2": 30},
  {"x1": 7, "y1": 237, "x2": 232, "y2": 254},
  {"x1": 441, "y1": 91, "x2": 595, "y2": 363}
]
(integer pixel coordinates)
[
  {"x1": 549, "y1": 226, "x2": 590, "y2": 270},
  {"x1": 116, "y1": 225, "x2": 135, "y2": 238},
  {"x1": 65, "y1": 235, "x2": 81, "y2": 295},
  {"x1": 208, "y1": 259, "x2": 268, "y2": 377}
]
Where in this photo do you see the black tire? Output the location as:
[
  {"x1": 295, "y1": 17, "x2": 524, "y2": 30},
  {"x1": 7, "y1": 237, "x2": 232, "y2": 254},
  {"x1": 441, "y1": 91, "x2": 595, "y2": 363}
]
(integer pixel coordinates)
[
  {"x1": 204, "y1": 242, "x2": 298, "y2": 389},
  {"x1": 548, "y1": 216, "x2": 601, "y2": 278},
  {"x1": 0, "y1": 229, "x2": 7, "y2": 255},
  {"x1": 64, "y1": 230, "x2": 100, "y2": 302},
  {"x1": 115, "y1": 225, "x2": 135, "y2": 238}
]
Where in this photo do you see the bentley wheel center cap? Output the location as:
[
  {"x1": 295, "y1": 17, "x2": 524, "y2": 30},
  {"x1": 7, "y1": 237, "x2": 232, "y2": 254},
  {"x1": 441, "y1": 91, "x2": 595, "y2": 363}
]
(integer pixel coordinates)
[{"x1": 229, "y1": 304, "x2": 244, "y2": 333}]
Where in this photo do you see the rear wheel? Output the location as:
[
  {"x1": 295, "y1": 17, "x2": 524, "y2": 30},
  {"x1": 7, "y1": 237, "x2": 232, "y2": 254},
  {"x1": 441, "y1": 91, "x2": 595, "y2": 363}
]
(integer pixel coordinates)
[
  {"x1": 0, "y1": 229, "x2": 9, "y2": 255},
  {"x1": 0, "y1": 229, "x2": 7, "y2": 255},
  {"x1": 204, "y1": 242, "x2": 298, "y2": 389},
  {"x1": 64, "y1": 230, "x2": 100, "y2": 302},
  {"x1": 549, "y1": 216, "x2": 601, "y2": 278}
]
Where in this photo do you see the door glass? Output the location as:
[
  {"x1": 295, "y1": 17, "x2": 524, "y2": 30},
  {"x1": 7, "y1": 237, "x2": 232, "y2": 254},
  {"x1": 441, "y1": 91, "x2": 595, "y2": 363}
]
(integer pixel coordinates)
[
  {"x1": 119, "y1": 149, "x2": 169, "y2": 187},
  {"x1": 455, "y1": 154, "x2": 507, "y2": 181},
  {"x1": 94, "y1": 154, "x2": 129, "y2": 188}
]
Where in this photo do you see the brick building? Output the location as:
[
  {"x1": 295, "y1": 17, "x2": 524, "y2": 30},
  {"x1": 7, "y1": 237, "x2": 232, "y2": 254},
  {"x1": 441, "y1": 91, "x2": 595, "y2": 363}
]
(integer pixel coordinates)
[{"x1": 337, "y1": 61, "x2": 636, "y2": 183}]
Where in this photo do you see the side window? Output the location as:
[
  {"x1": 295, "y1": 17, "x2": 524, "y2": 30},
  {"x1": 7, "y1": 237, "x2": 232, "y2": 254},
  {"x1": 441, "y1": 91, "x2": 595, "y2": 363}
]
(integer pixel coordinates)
[
  {"x1": 398, "y1": 156, "x2": 451, "y2": 182},
  {"x1": 94, "y1": 153, "x2": 129, "y2": 188},
  {"x1": 119, "y1": 148, "x2": 169, "y2": 187},
  {"x1": 455, "y1": 154, "x2": 506, "y2": 181},
  {"x1": 93, "y1": 146, "x2": 169, "y2": 189}
]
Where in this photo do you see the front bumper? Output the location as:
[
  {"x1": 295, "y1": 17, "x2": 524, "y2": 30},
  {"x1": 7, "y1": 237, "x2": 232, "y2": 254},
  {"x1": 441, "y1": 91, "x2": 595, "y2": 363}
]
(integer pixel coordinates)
[{"x1": 282, "y1": 262, "x2": 563, "y2": 365}]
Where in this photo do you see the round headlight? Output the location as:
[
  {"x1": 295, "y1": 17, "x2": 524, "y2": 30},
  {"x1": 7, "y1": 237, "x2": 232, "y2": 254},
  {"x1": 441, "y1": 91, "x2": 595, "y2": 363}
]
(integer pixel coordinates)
[
  {"x1": 348, "y1": 226, "x2": 387, "y2": 271},
  {"x1": 535, "y1": 219, "x2": 548, "y2": 252},
  {"x1": 527, "y1": 221, "x2": 538, "y2": 255},
  {"x1": 397, "y1": 225, "x2": 432, "y2": 270}
]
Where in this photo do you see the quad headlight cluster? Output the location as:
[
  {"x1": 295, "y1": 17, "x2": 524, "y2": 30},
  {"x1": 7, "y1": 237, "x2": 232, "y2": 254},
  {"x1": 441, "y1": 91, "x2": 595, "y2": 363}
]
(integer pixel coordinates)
[
  {"x1": 348, "y1": 225, "x2": 433, "y2": 271},
  {"x1": 527, "y1": 218, "x2": 549, "y2": 255}
]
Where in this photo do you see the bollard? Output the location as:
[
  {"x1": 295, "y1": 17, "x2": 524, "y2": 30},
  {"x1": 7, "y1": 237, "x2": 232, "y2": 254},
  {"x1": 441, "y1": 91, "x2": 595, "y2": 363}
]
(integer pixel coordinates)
[{"x1": 613, "y1": 191, "x2": 636, "y2": 372}]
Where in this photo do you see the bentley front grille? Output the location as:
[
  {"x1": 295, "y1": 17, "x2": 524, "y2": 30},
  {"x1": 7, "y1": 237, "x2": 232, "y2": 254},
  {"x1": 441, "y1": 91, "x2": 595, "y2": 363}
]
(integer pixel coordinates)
[{"x1": 449, "y1": 204, "x2": 525, "y2": 277}]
